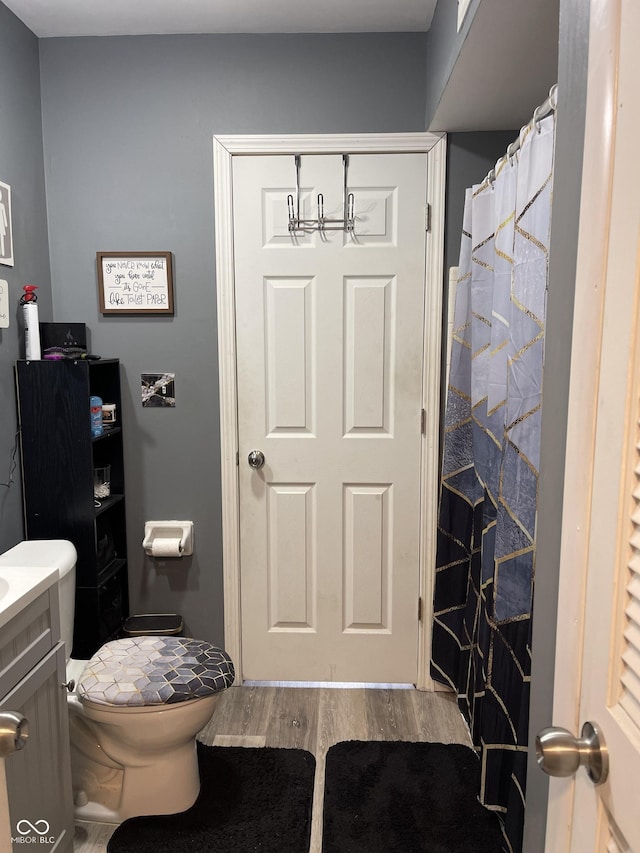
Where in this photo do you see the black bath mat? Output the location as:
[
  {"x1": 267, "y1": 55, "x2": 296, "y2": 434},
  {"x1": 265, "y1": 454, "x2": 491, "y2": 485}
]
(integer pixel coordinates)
[
  {"x1": 322, "y1": 740, "x2": 504, "y2": 853},
  {"x1": 107, "y1": 742, "x2": 315, "y2": 853}
]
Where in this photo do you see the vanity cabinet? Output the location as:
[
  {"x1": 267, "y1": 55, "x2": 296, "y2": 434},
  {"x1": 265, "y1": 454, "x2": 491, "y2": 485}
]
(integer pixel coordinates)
[
  {"x1": 16, "y1": 358, "x2": 130, "y2": 658},
  {"x1": 0, "y1": 584, "x2": 74, "y2": 852}
]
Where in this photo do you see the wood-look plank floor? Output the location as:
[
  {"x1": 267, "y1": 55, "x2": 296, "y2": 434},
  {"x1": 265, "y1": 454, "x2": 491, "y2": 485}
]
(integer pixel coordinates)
[{"x1": 73, "y1": 685, "x2": 471, "y2": 852}]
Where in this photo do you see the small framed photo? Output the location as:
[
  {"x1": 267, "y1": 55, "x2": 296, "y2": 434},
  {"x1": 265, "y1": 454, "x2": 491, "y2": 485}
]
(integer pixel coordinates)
[
  {"x1": 141, "y1": 373, "x2": 176, "y2": 408},
  {"x1": 97, "y1": 251, "x2": 174, "y2": 314}
]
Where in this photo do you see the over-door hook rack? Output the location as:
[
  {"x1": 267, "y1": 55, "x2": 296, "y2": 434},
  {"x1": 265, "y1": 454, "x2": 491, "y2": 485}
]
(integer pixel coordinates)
[{"x1": 287, "y1": 154, "x2": 355, "y2": 233}]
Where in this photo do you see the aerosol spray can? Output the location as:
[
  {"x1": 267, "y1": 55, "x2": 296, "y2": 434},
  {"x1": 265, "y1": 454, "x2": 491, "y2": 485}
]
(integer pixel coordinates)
[{"x1": 20, "y1": 285, "x2": 41, "y2": 360}]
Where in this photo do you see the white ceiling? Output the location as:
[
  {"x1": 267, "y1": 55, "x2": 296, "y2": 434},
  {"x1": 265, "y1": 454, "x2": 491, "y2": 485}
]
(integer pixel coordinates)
[{"x1": 3, "y1": 0, "x2": 438, "y2": 38}]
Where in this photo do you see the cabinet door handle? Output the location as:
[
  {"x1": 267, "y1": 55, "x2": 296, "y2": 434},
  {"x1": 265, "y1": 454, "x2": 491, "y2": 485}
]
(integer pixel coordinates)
[
  {"x1": 0, "y1": 711, "x2": 29, "y2": 756},
  {"x1": 61, "y1": 679, "x2": 75, "y2": 693}
]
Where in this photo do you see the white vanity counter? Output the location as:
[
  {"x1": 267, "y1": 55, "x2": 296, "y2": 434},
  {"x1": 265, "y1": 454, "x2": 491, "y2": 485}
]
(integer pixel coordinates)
[
  {"x1": 0, "y1": 561, "x2": 58, "y2": 631},
  {"x1": 0, "y1": 539, "x2": 75, "y2": 631}
]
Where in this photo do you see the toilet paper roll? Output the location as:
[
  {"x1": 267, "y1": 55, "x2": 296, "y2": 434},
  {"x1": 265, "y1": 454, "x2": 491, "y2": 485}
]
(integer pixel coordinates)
[{"x1": 150, "y1": 537, "x2": 183, "y2": 558}]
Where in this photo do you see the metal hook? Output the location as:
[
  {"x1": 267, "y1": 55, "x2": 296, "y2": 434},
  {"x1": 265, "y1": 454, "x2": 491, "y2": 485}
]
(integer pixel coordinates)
[
  {"x1": 342, "y1": 155, "x2": 356, "y2": 232},
  {"x1": 287, "y1": 194, "x2": 295, "y2": 231},
  {"x1": 287, "y1": 155, "x2": 303, "y2": 232},
  {"x1": 342, "y1": 154, "x2": 350, "y2": 226},
  {"x1": 294, "y1": 154, "x2": 301, "y2": 223},
  {"x1": 287, "y1": 153, "x2": 356, "y2": 233}
]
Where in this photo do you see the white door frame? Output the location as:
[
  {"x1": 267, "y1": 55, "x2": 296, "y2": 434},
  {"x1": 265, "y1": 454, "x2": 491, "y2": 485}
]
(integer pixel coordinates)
[{"x1": 213, "y1": 132, "x2": 447, "y2": 688}]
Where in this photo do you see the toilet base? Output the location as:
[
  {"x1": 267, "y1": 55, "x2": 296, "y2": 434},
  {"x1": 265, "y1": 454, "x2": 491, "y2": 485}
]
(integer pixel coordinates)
[
  {"x1": 70, "y1": 694, "x2": 219, "y2": 823},
  {"x1": 69, "y1": 700, "x2": 123, "y2": 822},
  {"x1": 74, "y1": 798, "x2": 122, "y2": 825},
  {"x1": 72, "y1": 735, "x2": 201, "y2": 823},
  {"x1": 117, "y1": 739, "x2": 200, "y2": 821}
]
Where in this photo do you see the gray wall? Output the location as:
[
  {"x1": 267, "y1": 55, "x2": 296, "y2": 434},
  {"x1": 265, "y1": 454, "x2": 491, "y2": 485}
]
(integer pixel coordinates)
[
  {"x1": 0, "y1": 3, "x2": 51, "y2": 554},
  {"x1": 38, "y1": 32, "x2": 428, "y2": 646}
]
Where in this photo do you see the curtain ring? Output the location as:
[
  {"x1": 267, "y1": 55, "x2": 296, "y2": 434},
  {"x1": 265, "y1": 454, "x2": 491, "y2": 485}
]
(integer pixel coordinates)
[
  {"x1": 533, "y1": 105, "x2": 543, "y2": 133},
  {"x1": 549, "y1": 84, "x2": 558, "y2": 110}
]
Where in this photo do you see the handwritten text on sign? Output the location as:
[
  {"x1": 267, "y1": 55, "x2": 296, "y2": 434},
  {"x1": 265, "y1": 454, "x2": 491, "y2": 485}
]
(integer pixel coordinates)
[{"x1": 100, "y1": 257, "x2": 171, "y2": 310}]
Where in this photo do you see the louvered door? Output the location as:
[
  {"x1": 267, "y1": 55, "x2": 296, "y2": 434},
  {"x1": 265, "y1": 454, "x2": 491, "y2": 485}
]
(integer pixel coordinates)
[
  {"x1": 573, "y1": 385, "x2": 640, "y2": 853},
  {"x1": 563, "y1": 0, "x2": 640, "y2": 846}
]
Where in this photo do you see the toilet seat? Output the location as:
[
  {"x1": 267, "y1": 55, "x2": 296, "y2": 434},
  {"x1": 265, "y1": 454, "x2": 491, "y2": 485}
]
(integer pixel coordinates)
[{"x1": 77, "y1": 636, "x2": 235, "y2": 707}]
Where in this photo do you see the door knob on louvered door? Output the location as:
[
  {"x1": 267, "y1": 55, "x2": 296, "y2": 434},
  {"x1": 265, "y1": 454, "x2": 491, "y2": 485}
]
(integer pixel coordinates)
[
  {"x1": 247, "y1": 450, "x2": 265, "y2": 469},
  {"x1": 536, "y1": 721, "x2": 608, "y2": 785}
]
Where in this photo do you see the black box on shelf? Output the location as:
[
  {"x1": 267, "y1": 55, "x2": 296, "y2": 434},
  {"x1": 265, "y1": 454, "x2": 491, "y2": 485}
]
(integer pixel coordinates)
[{"x1": 40, "y1": 322, "x2": 87, "y2": 355}]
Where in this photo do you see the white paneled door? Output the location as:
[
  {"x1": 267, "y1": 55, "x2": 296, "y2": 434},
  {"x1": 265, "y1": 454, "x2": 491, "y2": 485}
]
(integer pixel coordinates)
[{"x1": 232, "y1": 153, "x2": 428, "y2": 682}]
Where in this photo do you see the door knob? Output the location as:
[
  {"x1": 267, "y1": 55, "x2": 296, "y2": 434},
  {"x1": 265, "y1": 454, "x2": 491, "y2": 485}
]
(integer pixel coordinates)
[
  {"x1": 0, "y1": 711, "x2": 29, "y2": 757},
  {"x1": 248, "y1": 450, "x2": 265, "y2": 469},
  {"x1": 536, "y1": 720, "x2": 608, "y2": 785}
]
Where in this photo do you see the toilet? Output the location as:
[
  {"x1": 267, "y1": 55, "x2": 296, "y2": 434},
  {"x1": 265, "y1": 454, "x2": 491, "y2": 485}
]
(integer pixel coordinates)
[{"x1": 6, "y1": 540, "x2": 234, "y2": 824}]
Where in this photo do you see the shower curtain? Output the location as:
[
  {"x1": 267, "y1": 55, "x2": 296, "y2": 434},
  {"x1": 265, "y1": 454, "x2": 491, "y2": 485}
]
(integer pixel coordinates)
[{"x1": 431, "y1": 112, "x2": 556, "y2": 853}]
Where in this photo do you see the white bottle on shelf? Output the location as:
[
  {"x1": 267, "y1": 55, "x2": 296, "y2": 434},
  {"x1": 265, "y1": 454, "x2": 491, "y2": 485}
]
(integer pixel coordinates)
[{"x1": 20, "y1": 285, "x2": 41, "y2": 360}]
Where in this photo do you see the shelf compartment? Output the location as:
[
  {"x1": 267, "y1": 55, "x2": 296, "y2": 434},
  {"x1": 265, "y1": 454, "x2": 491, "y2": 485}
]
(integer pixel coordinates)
[
  {"x1": 97, "y1": 557, "x2": 127, "y2": 588},
  {"x1": 91, "y1": 426, "x2": 122, "y2": 443},
  {"x1": 94, "y1": 494, "x2": 124, "y2": 517}
]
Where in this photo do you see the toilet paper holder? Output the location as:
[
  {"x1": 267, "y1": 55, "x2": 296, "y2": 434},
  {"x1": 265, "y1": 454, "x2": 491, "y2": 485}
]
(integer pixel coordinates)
[{"x1": 143, "y1": 521, "x2": 194, "y2": 557}]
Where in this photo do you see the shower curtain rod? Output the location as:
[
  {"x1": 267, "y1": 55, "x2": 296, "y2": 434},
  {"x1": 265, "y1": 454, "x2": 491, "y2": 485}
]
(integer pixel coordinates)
[{"x1": 486, "y1": 83, "x2": 558, "y2": 184}]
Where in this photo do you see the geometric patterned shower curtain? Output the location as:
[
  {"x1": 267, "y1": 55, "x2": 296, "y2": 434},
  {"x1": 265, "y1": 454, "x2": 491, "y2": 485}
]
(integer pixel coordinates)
[{"x1": 431, "y1": 113, "x2": 556, "y2": 853}]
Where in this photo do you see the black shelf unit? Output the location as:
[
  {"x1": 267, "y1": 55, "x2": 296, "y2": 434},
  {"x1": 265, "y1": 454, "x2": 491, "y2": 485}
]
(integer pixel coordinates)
[{"x1": 16, "y1": 358, "x2": 130, "y2": 658}]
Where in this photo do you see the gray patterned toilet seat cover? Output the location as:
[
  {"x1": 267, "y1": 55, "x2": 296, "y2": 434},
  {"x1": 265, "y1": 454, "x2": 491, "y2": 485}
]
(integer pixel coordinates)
[{"x1": 77, "y1": 636, "x2": 235, "y2": 707}]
